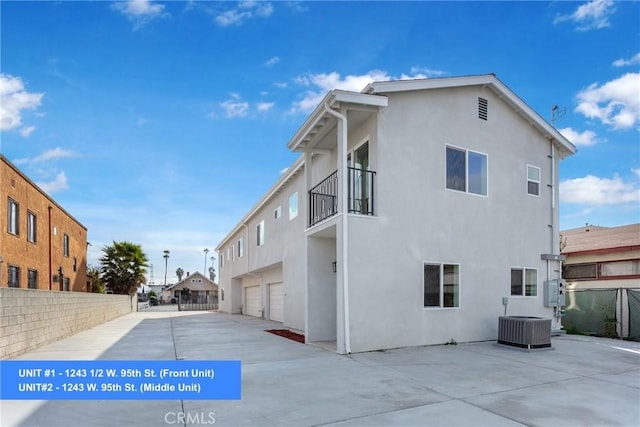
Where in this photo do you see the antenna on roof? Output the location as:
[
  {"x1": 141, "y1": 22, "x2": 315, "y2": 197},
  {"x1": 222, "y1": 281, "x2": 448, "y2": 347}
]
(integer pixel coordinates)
[{"x1": 551, "y1": 105, "x2": 567, "y2": 128}]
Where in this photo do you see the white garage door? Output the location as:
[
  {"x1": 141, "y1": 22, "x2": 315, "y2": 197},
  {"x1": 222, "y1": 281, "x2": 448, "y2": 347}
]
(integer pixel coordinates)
[
  {"x1": 245, "y1": 286, "x2": 261, "y2": 318},
  {"x1": 269, "y1": 283, "x2": 283, "y2": 323}
]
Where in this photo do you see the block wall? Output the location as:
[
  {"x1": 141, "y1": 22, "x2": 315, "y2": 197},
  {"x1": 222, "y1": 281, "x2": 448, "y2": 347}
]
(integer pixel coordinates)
[{"x1": 0, "y1": 288, "x2": 135, "y2": 359}]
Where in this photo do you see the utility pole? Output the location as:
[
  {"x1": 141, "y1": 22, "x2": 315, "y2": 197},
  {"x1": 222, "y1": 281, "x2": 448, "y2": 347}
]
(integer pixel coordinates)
[{"x1": 163, "y1": 250, "x2": 170, "y2": 286}]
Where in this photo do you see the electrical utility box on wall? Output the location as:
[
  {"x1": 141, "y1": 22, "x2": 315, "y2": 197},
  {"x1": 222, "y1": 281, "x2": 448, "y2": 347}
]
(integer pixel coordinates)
[{"x1": 544, "y1": 279, "x2": 565, "y2": 307}]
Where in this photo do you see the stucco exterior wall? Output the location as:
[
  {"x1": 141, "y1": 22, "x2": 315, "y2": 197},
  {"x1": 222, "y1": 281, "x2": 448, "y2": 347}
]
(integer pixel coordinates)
[
  {"x1": 345, "y1": 86, "x2": 560, "y2": 352},
  {"x1": 0, "y1": 288, "x2": 134, "y2": 359}
]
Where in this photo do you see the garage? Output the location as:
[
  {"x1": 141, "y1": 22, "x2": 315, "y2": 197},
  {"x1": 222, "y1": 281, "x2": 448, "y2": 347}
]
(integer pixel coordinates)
[
  {"x1": 269, "y1": 283, "x2": 284, "y2": 322},
  {"x1": 244, "y1": 285, "x2": 262, "y2": 318}
]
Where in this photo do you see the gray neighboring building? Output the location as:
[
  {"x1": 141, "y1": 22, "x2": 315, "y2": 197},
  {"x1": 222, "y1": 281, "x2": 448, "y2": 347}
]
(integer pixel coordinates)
[{"x1": 216, "y1": 74, "x2": 576, "y2": 354}]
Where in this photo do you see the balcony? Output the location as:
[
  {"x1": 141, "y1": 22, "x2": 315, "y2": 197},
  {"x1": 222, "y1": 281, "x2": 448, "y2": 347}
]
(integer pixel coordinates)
[{"x1": 308, "y1": 167, "x2": 376, "y2": 227}]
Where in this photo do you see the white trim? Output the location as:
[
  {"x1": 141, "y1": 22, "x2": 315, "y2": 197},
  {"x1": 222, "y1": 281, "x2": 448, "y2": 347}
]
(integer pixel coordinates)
[
  {"x1": 527, "y1": 164, "x2": 541, "y2": 197},
  {"x1": 288, "y1": 192, "x2": 298, "y2": 220},
  {"x1": 445, "y1": 144, "x2": 489, "y2": 197},
  {"x1": 510, "y1": 266, "x2": 538, "y2": 297},
  {"x1": 256, "y1": 220, "x2": 265, "y2": 247},
  {"x1": 422, "y1": 261, "x2": 461, "y2": 309}
]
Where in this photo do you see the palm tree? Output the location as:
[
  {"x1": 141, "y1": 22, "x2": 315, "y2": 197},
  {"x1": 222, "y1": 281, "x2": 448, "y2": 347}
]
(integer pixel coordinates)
[
  {"x1": 176, "y1": 267, "x2": 184, "y2": 282},
  {"x1": 99, "y1": 241, "x2": 148, "y2": 295}
]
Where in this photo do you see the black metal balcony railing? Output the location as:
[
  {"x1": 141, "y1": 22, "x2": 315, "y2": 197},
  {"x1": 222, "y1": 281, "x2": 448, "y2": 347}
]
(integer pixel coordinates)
[
  {"x1": 348, "y1": 166, "x2": 376, "y2": 216},
  {"x1": 309, "y1": 170, "x2": 338, "y2": 227},
  {"x1": 308, "y1": 167, "x2": 376, "y2": 227}
]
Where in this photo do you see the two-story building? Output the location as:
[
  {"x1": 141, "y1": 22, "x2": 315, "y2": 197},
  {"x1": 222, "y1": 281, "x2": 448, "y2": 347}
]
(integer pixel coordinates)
[
  {"x1": 1, "y1": 155, "x2": 88, "y2": 291},
  {"x1": 216, "y1": 74, "x2": 576, "y2": 354}
]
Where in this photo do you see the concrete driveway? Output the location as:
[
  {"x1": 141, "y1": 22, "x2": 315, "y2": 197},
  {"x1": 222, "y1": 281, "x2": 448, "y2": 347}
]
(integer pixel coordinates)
[{"x1": 1, "y1": 309, "x2": 639, "y2": 427}]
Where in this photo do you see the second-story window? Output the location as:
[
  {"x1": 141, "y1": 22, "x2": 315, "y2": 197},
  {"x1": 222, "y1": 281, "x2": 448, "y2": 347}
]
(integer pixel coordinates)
[
  {"x1": 527, "y1": 165, "x2": 540, "y2": 196},
  {"x1": 63, "y1": 233, "x2": 70, "y2": 257},
  {"x1": 7, "y1": 198, "x2": 19, "y2": 235},
  {"x1": 27, "y1": 211, "x2": 37, "y2": 243},
  {"x1": 289, "y1": 192, "x2": 298, "y2": 220},
  {"x1": 274, "y1": 206, "x2": 282, "y2": 220},
  {"x1": 446, "y1": 146, "x2": 488, "y2": 196},
  {"x1": 257, "y1": 220, "x2": 265, "y2": 246},
  {"x1": 237, "y1": 238, "x2": 243, "y2": 258}
]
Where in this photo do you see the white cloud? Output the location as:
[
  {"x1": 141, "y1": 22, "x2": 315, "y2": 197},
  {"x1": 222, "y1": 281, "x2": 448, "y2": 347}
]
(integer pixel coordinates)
[
  {"x1": 220, "y1": 99, "x2": 249, "y2": 118},
  {"x1": 613, "y1": 52, "x2": 640, "y2": 67},
  {"x1": 558, "y1": 127, "x2": 600, "y2": 146},
  {"x1": 19, "y1": 126, "x2": 36, "y2": 137},
  {"x1": 575, "y1": 73, "x2": 640, "y2": 130},
  {"x1": 291, "y1": 69, "x2": 428, "y2": 114},
  {"x1": 256, "y1": 101, "x2": 275, "y2": 112},
  {"x1": 264, "y1": 56, "x2": 280, "y2": 67},
  {"x1": 560, "y1": 174, "x2": 640, "y2": 205},
  {"x1": 554, "y1": 0, "x2": 616, "y2": 31},
  {"x1": 37, "y1": 172, "x2": 69, "y2": 194},
  {"x1": 632, "y1": 168, "x2": 640, "y2": 179},
  {"x1": 112, "y1": 0, "x2": 167, "y2": 29},
  {"x1": 215, "y1": 1, "x2": 273, "y2": 26},
  {"x1": 0, "y1": 74, "x2": 43, "y2": 131},
  {"x1": 14, "y1": 147, "x2": 76, "y2": 165}
]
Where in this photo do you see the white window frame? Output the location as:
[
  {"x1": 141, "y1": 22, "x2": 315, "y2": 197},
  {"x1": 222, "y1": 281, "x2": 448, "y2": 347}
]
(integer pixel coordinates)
[
  {"x1": 274, "y1": 206, "x2": 282, "y2": 220},
  {"x1": 63, "y1": 233, "x2": 70, "y2": 257},
  {"x1": 289, "y1": 192, "x2": 298, "y2": 220},
  {"x1": 510, "y1": 267, "x2": 538, "y2": 297},
  {"x1": 231, "y1": 245, "x2": 234, "y2": 261},
  {"x1": 237, "y1": 238, "x2": 243, "y2": 258},
  {"x1": 7, "y1": 198, "x2": 19, "y2": 235},
  {"x1": 445, "y1": 145, "x2": 488, "y2": 197},
  {"x1": 27, "y1": 210, "x2": 37, "y2": 243},
  {"x1": 423, "y1": 262, "x2": 460, "y2": 308},
  {"x1": 257, "y1": 220, "x2": 265, "y2": 246},
  {"x1": 527, "y1": 165, "x2": 541, "y2": 196}
]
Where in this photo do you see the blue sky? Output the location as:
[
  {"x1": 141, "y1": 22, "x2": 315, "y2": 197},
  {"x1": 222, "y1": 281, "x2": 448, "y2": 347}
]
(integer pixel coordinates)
[{"x1": 1, "y1": 0, "x2": 639, "y2": 285}]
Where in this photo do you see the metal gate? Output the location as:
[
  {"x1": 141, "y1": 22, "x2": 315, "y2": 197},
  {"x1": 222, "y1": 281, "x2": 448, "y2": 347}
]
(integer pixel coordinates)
[{"x1": 178, "y1": 293, "x2": 218, "y2": 311}]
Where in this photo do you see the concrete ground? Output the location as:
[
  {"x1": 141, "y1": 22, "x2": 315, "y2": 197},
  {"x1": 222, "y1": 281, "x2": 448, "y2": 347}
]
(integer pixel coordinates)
[{"x1": 1, "y1": 307, "x2": 639, "y2": 427}]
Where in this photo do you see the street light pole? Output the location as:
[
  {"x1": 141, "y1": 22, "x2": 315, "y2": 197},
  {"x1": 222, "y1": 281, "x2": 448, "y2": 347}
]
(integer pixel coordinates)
[
  {"x1": 163, "y1": 250, "x2": 170, "y2": 286},
  {"x1": 203, "y1": 248, "x2": 209, "y2": 274}
]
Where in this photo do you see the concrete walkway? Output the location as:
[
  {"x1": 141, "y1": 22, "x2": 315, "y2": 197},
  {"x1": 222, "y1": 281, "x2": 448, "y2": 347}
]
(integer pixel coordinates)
[{"x1": 1, "y1": 309, "x2": 639, "y2": 427}]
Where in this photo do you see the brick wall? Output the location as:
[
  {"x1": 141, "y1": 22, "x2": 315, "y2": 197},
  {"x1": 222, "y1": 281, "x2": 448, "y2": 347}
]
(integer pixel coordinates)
[{"x1": 0, "y1": 288, "x2": 135, "y2": 359}]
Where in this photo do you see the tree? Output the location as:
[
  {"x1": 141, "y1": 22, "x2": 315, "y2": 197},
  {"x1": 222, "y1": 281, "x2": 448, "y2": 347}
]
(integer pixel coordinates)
[
  {"x1": 99, "y1": 241, "x2": 148, "y2": 296},
  {"x1": 176, "y1": 267, "x2": 184, "y2": 282},
  {"x1": 87, "y1": 265, "x2": 105, "y2": 293}
]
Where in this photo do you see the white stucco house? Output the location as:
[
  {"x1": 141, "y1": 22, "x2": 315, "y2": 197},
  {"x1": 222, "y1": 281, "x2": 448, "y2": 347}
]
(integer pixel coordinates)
[{"x1": 216, "y1": 74, "x2": 576, "y2": 354}]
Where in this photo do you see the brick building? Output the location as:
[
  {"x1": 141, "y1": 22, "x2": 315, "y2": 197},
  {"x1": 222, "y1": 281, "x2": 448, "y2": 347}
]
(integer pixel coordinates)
[{"x1": 1, "y1": 155, "x2": 88, "y2": 291}]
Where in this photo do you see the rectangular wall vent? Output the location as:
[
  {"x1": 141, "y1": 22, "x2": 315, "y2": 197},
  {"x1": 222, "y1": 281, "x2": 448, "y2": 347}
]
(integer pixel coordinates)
[
  {"x1": 498, "y1": 316, "x2": 551, "y2": 349},
  {"x1": 478, "y1": 97, "x2": 488, "y2": 120}
]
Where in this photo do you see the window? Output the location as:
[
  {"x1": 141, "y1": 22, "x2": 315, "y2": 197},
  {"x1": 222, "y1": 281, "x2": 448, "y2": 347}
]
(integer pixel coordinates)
[
  {"x1": 27, "y1": 211, "x2": 37, "y2": 243},
  {"x1": 528, "y1": 165, "x2": 540, "y2": 196},
  {"x1": 599, "y1": 260, "x2": 640, "y2": 277},
  {"x1": 423, "y1": 263, "x2": 459, "y2": 308},
  {"x1": 257, "y1": 220, "x2": 265, "y2": 246},
  {"x1": 563, "y1": 263, "x2": 597, "y2": 280},
  {"x1": 227, "y1": 247, "x2": 231, "y2": 262},
  {"x1": 221, "y1": 289, "x2": 225, "y2": 301},
  {"x1": 511, "y1": 268, "x2": 537, "y2": 296},
  {"x1": 237, "y1": 238, "x2": 243, "y2": 258},
  {"x1": 446, "y1": 146, "x2": 487, "y2": 196},
  {"x1": 8, "y1": 265, "x2": 20, "y2": 288},
  {"x1": 7, "y1": 198, "x2": 19, "y2": 235},
  {"x1": 274, "y1": 206, "x2": 282, "y2": 220},
  {"x1": 231, "y1": 245, "x2": 234, "y2": 261},
  {"x1": 289, "y1": 192, "x2": 298, "y2": 220},
  {"x1": 63, "y1": 233, "x2": 69, "y2": 257},
  {"x1": 28, "y1": 269, "x2": 38, "y2": 289},
  {"x1": 220, "y1": 253, "x2": 224, "y2": 268},
  {"x1": 64, "y1": 277, "x2": 70, "y2": 291}
]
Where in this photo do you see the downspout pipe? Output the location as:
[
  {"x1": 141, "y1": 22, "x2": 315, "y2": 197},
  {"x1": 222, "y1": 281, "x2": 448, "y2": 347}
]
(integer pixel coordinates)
[{"x1": 324, "y1": 101, "x2": 351, "y2": 354}]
